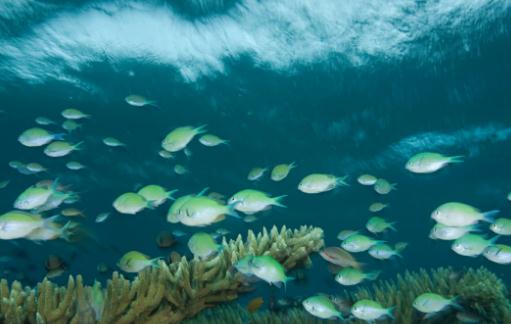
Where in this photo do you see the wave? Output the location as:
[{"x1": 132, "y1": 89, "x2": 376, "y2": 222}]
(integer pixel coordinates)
[{"x1": 0, "y1": 0, "x2": 509, "y2": 88}]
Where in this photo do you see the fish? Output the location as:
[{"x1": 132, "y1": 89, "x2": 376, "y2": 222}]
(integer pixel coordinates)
[
  {"x1": 158, "y1": 150, "x2": 174, "y2": 159},
  {"x1": 335, "y1": 268, "x2": 380, "y2": 286},
  {"x1": 482, "y1": 244, "x2": 511, "y2": 264},
  {"x1": 103, "y1": 137, "x2": 126, "y2": 147},
  {"x1": 161, "y1": 125, "x2": 207, "y2": 152},
  {"x1": 174, "y1": 164, "x2": 189, "y2": 175},
  {"x1": 247, "y1": 167, "x2": 267, "y2": 181},
  {"x1": 369, "y1": 202, "x2": 388, "y2": 212},
  {"x1": 137, "y1": 185, "x2": 177, "y2": 207},
  {"x1": 413, "y1": 293, "x2": 457, "y2": 314},
  {"x1": 452, "y1": 234, "x2": 499, "y2": 257},
  {"x1": 270, "y1": 162, "x2": 296, "y2": 181},
  {"x1": 366, "y1": 216, "x2": 396, "y2": 234},
  {"x1": 298, "y1": 173, "x2": 348, "y2": 194},
  {"x1": 199, "y1": 134, "x2": 229, "y2": 147},
  {"x1": 368, "y1": 243, "x2": 405, "y2": 260},
  {"x1": 229, "y1": 189, "x2": 286, "y2": 215},
  {"x1": 341, "y1": 234, "x2": 382, "y2": 253},
  {"x1": 0, "y1": 212, "x2": 59, "y2": 240},
  {"x1": 336, "y1": 230, "x2": 358, "y2": 241},
  {"x1": 490, "y1": 218, "x2": 511, "y2": 235},
  {"x1": 117, "y1": 251, "x2": 161, "y2": 273},
  {"x1": 429, "y1": 223, "x2": 479, "y2": 240},
  {"x1": 432, "y1": 202, "x2": 498, "y2": 227},
  {"x1": 26, "y1": 162, "x2": 47, "y2": 173},
  {"x1": 61, "y1": 208, "x2": 85, "y2": 218},
  {"x1": 406, "y1": 152, "x2": 463, "y2": 174},
  {"x1": 187, "y1": 232, "x2": 222, "y2": 259},
  {"x1": 0, "y1": 180, "x2": 10, "y2": 189},
  {"x1": 95, "y1": 212, "x2": 110, "y2": 223},
  {"x1": 351, "y1": 299, "x2": 394, "y2": 321},
  {"x1": 302, "y1": 295, "x2": 343, "y2": 319},
  {"x1": 44, "y1": 141, "x2": 83, "y2": 157},
  {"x1": 175, "y1": 195, "x2": 237, "y2": 227},
  {"x1": 357, "y1": 174, "x2": 377, "y2": 185},
  {"x1": 155, "y1": 231, "x2": 175, "y2": 248},
  {"x1": 319, "y1": 247, "x2": 361, "y2": 268},
  {"x1": 66, "y1": 161, "x2": 86, "y2": 170},
  {"x1": 35, "y1": 116, "x2": 56, "y2": 125},
  {"x1": 246, "y1": 297, "x2": 264, "y2": 313},
  {"x1": 62, "y1": 120, "x2": 82, "y2": 132},
  {"x1": 246, "y1": 255, "x2": 294, "y2": 288},
  {"x1": 125, "y1": 94, "x2": 158, "y2": 108},
  {"x1": 18, "y1": 127, "x2": 64, "y2": 147},
  {"x1": 113, "y1": 192, "x2": 151, "y2": 215},
  {"x1": 61, "y1": 108, "x2": 90, "y2": 120},
  {"x1": 373, "y1": 178, "x2": 396, "y2": 195}
]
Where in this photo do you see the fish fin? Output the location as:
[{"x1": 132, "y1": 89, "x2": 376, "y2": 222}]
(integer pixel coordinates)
[
  {"x1": 283, "y1": 276, "x2": 295, "y2": 292},
  {"x1": 271, "y1": 195, "x2": 287, "y2": 208},
  {"x1": 166, "y1": 189, "x2": 178, "y2": 200},
  {"x1": 42, "y1": 215, "x2": 61, "y2": 229},
  {"x1": 214, "y1": 214, "x2": 226, "y2": 223},
  {"x1": 448, "y1": 155, "x2": 464, "y2": 163},
  {"x1": 148, "y1": 101, "x2": 160, "y2": 109},
  {"x1": 468, "y1": 224, "x2": 481, "y2": 233},
  {"x1": 52, "y1": 133, "x2": 66, "y2": 141},
  {"x1": 388, "y1": 222, "x2": 398, "y2": 231},
  {"x1": 386, "y1": 306, "x2": 395, "y2": 319},
  {"x1": 482, "y1": 210, "x2": 499, "y2": 223},
  {"x1": 194, "y1": 124, "x2": 208, "y2": 135},
  {"x1": 489, "y1": 235, "x2": 500, "y2": 245},
  {"x1": 226, "y1": 204, "x2": 241, "y2": 219},
  {"x1": 59, "y1": 221, "x2": 80, "y2": 242},
  {"x1": 366, "y1": 270, "x2": 381, "y2": 281},
  {"x1": 197, "y1": 187, "x2": 209, "y2": 196},
  {"x1": 73, "y1": 141, "x2": 85, "y2": 151},
  {"x1": 336, "y1": 175, "x2": 349, "y2": 187}
]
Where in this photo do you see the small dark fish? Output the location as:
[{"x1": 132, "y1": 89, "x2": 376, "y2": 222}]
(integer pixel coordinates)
[
  {"x1": 155, "y1": 231, "x2": 175, "y2": 248},
  {"x1": 247, "y1": 297, "x2": 264, "y2": 313},
  {"x1": 46, "y1": 268, "x2": 66, "y2": 279},
  {"x1": 44, "y1": 255, "x2": 65, "y2": 271},
  {"x1": 97, "y1": 263, "x2": 109, "y2": 273}
]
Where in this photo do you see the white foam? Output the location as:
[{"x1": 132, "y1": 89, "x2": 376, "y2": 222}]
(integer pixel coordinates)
[{"x1": 0, "y1": 0, "x2": 509, "y2": 87}]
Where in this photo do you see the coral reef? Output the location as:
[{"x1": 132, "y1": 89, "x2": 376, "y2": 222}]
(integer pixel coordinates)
[
  {"x1": 186, "y1": 266, "x2": 511, "y2": 324},
  {"x1": 347, "y1": 266, "x2": 511, "y2": 324},
  {"x1": 0, "y1": 225, "x2": 324, "y2": 323}
]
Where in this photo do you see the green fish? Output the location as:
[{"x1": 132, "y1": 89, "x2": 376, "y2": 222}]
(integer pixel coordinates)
[
  {"x1": 335, "y1": 268, "x2": 380, "y2": 286},
  {"x1": 161, "y1": 125, "x2": 207, "y2": 152},
  {"x1": 176, "y1": 195, "x2": 237, "y2": 227},
  {"x1": 187, "y1": 232, "x2": 222, "y2": 259},
  {"x1": 0, "y1": 211, "x2": 59, "y2": 240},
  {"x1": 117, "y1": 251, "x2": 161, "y2": 273},
  {"x1": 490, "y1": 218, "x2": 511, "y2": 235},
  {"x1": 137, "y1": 185, "x2": 177, "y2": 207},
  {"x1": 483, "y1": 244, "x2": 511, "y2": 264},
  {"x1": 406, "y1": 152, "x2": 463, "y2": 174},
  {"x1": 298, "y1": 173, "x2": 348, "y2": 194},
  {"x1": 374, "y1": 178, "x2": 396, "y2": 195},
  {"x1": 432, "y1": 202, "x2": 498, "y2": 227},
  {"x1": 366, "y1": 216, "x2": 396, "y2": 234},
  {"x1": 270, "y1": 162, "x2": 296, "y2": 181},
  {"x1": 452, "y1": 234, "x2": 499, "y2": 257},
  {"x1": 302, "y1": 295, "x2": 343, "y2": 319},
  {"x1": 229, "y1": 189, "x2": 286, "y2": 215},
  {"x1": 14, "y1": 182, "x2": 62, "y2": 210},
  {"x1": 125, "y1": 94, "x2": 158, "y2": 108},
  {"x1": 341, "y1": 234, "x2": 382, "y2": 253},
  {"x1": 247, "y1": 167, "x2": 267, "y2": 181},
  {"x1": 62, "y1": 120, "x2": 82, "y2": 132},
  {"x1": 369, "y1": 202, "x2": 388, "y2": 212},
  {"x1": 199, "y1": 134, "x2": 229, "y2": 147},
  {"x1": 368, "y1": 243, "x2": 406, "y2": 260},
  {"x1": 61, "y1": 108, "x2": 90, "y2": 120},
  {"x1": 357, "y1": 174, "x2": 377, "y2": 186},
  {"x1": 413, "y1": 293, "x2": 457, "y2": 314},
  {"x1": 44, "y1": 141, "x2": 83, "y2": 157},
  {"x1": 18, "y1": 127, "x2": 64, "y2": 147},
  {"x1": 103, "y1": 137, "x2": 126, "y2": 147},
  {"x1": 66, "y1": 161, "x2": 86, "y2": 171},
  {"x1": 234, "y1": 255, "x2": 255, "y2": 275},
  {"x1": 248, "y1": 255, "x2": 294, "y2": 288},
  {"x1": 351, "y1": 299, "x2": 394, "y2": 321},
  {"x1": 113, "y1": 192, "x2": 151, "y2": 215}
]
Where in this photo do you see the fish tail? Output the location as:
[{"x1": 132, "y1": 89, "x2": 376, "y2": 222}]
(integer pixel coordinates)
[
  {"x1": 194, "y1": 124, "x2": 208, "y2": 135},
  {"x1": 150, "y1": 257, "x2": 164, "y2": 268},
  {"x1": 167, "y1": 189, "x2": 178, "y2": 200},
  {"x1": 388, "y1": 222, "x2": 398, "y2": 232},
  {"x1": 197, "y1": 187, "x2": 209, "y2": 196},
  {"x1": 52, "y1": 133, "x2": 66, "y2": 141},
  {"x1": 148, "y1": 101, "x2": 160, "y2": 109},
  {"x1": 336, "y1": 175, "x2": 349, "y2": 187},
  {"x1": 272, "y1": 195, "x2": 287, "y2": 208},
  {"x1": 386, "y1": 306, "x2": 396, "y2": 319},
  {"x1": 226, "y1": 204, "x2": 241, "y2": 219},
  {"x1": 448, "y1": 155, "x2": 464, "y2": 163},
  {"x1": 366, "y1": 270, "x2": 381, "y2": 281},
  {"x1": 489, "y1": 235, "x2": 500, "y2": 245},
  {"x1": 284, "y1": 276, "x2": 295, "y2": 292},
  {"x1": 482, "y1": 210, "x2": 499, "y2": 223},
  {"x1": 289, "y1": 161, "x2": 297, "y2": 169},
  {"x1": 469, "y1": 224, "x2": 482, "y2": 233},
  {"x1": 73, "y1": 141, "x2": 85, "y2": 151}
]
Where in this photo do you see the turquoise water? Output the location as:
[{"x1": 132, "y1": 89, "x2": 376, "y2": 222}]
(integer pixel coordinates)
[{"x1": 0, "y1": 0, "x2": 510, "y2": 321}]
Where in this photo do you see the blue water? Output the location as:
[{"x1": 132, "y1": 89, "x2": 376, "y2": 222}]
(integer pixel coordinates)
[{"x1": 0, "y1": 0, "x2": 510, "y2": 321}]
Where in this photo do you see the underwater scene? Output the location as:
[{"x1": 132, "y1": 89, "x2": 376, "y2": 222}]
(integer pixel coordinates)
[{"x1": 0, "y1": 0, "x2": 511, "y2": 323}]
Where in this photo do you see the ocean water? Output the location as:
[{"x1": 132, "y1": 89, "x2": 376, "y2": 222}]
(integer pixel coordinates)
[{"x1": 0, "y1": 0, "x2": 510, "y2": 322}]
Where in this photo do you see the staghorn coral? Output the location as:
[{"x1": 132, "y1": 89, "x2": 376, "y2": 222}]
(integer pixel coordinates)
[
  {"x1": 347, "y1": 266, "x2": 511, "y2": 324},
  {"x1": 187, "y1": 267, "x2": 511, "y2": 324},
  {"x1": 0, "y1": 225, "x2": 324, "y2": 323}
]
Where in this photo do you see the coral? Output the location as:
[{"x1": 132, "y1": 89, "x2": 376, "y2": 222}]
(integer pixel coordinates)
[
  {"x1": 347, "y1": 266, "x2": 511, "y2": 324},
  {"x1": 0, "y1": 225, "x2": 324, "y2": 323}
]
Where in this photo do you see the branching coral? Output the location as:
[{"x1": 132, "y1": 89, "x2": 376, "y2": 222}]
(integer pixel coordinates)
[
  {"x1": 0, "y1": 225, "x2": 324, "y2": 323},
  {"x1": 348, "y1": 266, "x2": 511, "y2": 324}
]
